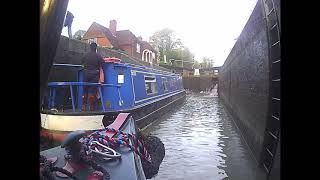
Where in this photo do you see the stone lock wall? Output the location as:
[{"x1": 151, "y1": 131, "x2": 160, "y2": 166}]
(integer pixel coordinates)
[{"x1": 219, "y1": 1, "x2": 270, "y2": 163}]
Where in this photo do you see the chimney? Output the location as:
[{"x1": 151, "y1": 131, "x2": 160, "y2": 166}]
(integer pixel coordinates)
[
  {"x1": 109, "y1": 20, "x2": 117, "y2": 36},
  {"x1": 137, "y1": 36, "x2": 142, "y2": 41}
]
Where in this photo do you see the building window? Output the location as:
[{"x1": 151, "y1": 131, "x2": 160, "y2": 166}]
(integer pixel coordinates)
[
  {"x1": 88, "y1": 38, "x2": 97, "y2": 44},
  {"x1": 145, "y1": 76, "x2": 157, "y2": 94},
  {"x1": 162, "y1": 77, "x2": 168, "y2": 92},
  {"x1": 136, "y1": 43, "x2": 140, "y2": 53}
]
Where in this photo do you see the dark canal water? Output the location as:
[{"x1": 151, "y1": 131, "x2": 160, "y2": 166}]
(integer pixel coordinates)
[{"x1": 142, "y1": 89, "x2": 266, "y2": 180}]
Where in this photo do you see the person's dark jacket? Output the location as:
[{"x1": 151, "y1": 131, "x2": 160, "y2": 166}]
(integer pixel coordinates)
[
  {"x1": 81, "y1": 51, "x2": 104, "y2": 83},
  {"x1": 81, "y1": 51, "x2": 104, "y2": 71}
]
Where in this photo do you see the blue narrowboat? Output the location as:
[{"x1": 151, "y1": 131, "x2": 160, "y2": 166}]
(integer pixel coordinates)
[{"x1": 41, "y1": 58, "x2": 186, "y2": 142}]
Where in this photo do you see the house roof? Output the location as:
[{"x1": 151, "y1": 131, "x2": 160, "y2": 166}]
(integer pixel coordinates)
[
  {"x1": 141, "y1": 41, "x2": 156, "y2": 52},
  {"x1": 94, "y1": 22, "x2": 119, "y2": 47},
  {"x1": 83, "y1": 22, "x2": 119, "y2": 47},
  {"x1": 116, "y1": 30, "x2": 137, "y2": 45},
  {"x1": 83, "y1": 22, "x2": 156, "y2": 53}
]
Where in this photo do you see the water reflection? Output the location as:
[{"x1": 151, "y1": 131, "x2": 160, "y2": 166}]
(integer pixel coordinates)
[{"x1": 143, "y1": 90, "x2": 266, "y2": 180}]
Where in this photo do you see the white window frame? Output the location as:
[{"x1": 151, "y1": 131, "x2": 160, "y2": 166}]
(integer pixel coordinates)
[
  {"x1": 136, "y1": 43, "x2": 141, "y2": 53},
  {"x1": 88, "y1": 38, "x2": 97, "y2": 44},
  {"x1": 162, "y1": 77, "x2": 168, "y2": 92},
  {"x1": 144, "y1": 76, "x2": 158, "y2": 95}
]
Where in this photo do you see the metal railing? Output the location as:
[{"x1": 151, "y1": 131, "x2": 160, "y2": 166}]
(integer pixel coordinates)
[
  {"x1": 44, "y1": 64, "x2": 120, "y2": 112},
  {"x1": 47, "y1": 82, "x2": 121, "y2": 112}
]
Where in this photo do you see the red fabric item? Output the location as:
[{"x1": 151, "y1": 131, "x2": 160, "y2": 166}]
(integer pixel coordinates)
[
  {"x1": 99, "y1": 66, "x2": 104, "y2": 83},
  {"x1": 47, "y1": 157, "x2": 58, "y2": 165},
  {"x1": 56, "y1": 161, "x2": 87, "y2": 178},
  {"x1": 87, "y1": 171, "x2": 103, "y2": 180},
  {"x1": 103, "y1": 57, "x2": 121, "y2": 63},
  {"x1": 40, "y1": 129, "x2": 66, "y2": 142},
  {"x1": 105, "y1": 113, "x2": 130, "y2": 138}
]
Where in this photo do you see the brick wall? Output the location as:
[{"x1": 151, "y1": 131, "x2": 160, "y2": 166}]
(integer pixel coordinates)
[{"x1": 97, "y1": 37, "x2": 113, "y2": 48}]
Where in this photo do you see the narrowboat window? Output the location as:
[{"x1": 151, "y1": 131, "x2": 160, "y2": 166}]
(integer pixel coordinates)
[
  {"x1": 170, "y1": 78, "x2": 174, "y2": 87},
  {"x1": 145, "y1": 76, "x2": 157, "y2": 94},
  {"x1": 162, "y1": 77, "x2": 168, "y2": 92},
  {"x1": 118, "y1": 74, "x2": 124, "y2": 84}
]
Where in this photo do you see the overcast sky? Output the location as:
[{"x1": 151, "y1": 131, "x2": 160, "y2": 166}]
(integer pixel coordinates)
[{"x1": 62, "y1": 0, "x2": 257, "y2": 66}]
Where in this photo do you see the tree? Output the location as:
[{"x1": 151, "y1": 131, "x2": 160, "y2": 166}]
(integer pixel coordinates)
[
  {"x1": 193, "y1": 60, "x2": 201, "y2": 69},
  {"x1": 180, "y1": 47, "x2": 194, "y2": 69},
  {"x1": 164, "y1": 47, "x2": 195, "y2": 68},
  {"x1": 149, "y1": 28, "x2": 196, "y2": 68},
  {"x1": 74, "y1": 35, "x2": 82, "y2": 40},
  {"x1": 149, "y1": 28, "x2": 182, "y2": 62},
  {"x1": 200, "y1": 57, "x2": 214, "y2": 68},
  {"x1": 73, "y1": 30, "x2": 86, "y2": 40}
]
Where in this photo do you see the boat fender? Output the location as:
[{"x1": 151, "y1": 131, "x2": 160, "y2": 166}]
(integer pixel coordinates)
[
  {"x1": 61, "y1": 130, "x2": 86, "y2": 148},
  {"x1": 138, "y1": 131, "x2": 165, "y2": 179}
]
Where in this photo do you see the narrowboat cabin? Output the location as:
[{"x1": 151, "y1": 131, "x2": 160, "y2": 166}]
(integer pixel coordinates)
[{"x1": 41, "y1": 58, "x2": 186, "y2": 142}]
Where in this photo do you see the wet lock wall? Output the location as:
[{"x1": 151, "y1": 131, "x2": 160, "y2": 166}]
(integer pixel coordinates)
[
  {"x1": 219, "y1": 0, "x2": 269, "y2": 163},
  {"x1": 218, "y1": 0, "x2": 280, "y2": 175}
]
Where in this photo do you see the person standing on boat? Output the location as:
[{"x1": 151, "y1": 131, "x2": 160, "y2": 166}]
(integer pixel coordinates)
[{"x1": 81, "y1": 42, "x2": 104, "y2": 111}]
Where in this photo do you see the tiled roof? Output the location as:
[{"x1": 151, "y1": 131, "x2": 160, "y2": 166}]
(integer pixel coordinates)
[
  {"x1": 116, "y1": 30, "x2": 137, "y2": 45},
  {"x1": 141, "y1": 41, "x2": 156, "y2": 52},
  {"x1": 83, "y1": 22, "x2": 119, "y2": 47},
  {"x1": 94, "y1": 22, "x2": 119, "y2": 47},
  {"x1": 84, "y1": 22, "x2": 156, "y2": 53}
]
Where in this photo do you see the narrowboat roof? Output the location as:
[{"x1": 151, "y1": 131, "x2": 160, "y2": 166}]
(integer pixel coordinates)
[
  {"x1": 120, "y1": 63, "x2": 180, "y2": 76},
  {"x1": 111, "y1": 53, "x2": 172, "y2": 73},
  {"x1": 51, "y1": 62, "x2": 179, "y2": 77}
]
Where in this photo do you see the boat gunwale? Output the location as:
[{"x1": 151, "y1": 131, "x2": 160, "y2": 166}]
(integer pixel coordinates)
[{"x1": 41, "y1": 90, "x2": 186, "y2": 116}]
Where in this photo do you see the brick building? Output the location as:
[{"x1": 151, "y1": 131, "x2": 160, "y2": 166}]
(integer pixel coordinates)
[{"x1": 82, "y1": 20, "x2": 157, "y2": 64}]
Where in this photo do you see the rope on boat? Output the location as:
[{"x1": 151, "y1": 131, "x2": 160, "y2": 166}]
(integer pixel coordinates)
[
  {"x1": 81, "y1": 127, "x2": 152, "y2": 163},
  {"x1": 58, "y1": 126, "x2": 163, "y2": 179},
  {"x1": 82, "y1": 127, "x2": 165, "y2": 179}
]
